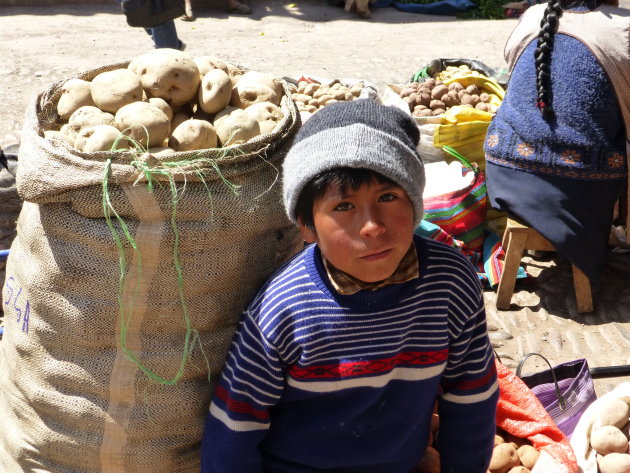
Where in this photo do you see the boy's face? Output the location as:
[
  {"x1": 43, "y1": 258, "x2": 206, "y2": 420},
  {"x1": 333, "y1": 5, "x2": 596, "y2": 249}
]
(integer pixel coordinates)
[{"x1": 299, "y1": 177, "x2": 415, "y2": 283}]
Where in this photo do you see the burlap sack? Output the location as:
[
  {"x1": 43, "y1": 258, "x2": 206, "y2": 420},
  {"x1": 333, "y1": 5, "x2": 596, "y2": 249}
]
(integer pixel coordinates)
[{"x1": 0, "y1": 61, "x2": 303, "y2": 472}]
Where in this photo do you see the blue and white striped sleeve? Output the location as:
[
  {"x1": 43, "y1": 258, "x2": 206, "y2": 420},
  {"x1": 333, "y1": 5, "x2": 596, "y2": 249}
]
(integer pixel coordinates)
[
  {"x1": 201, "y1": 306, "x2": 284, "y2": 473},
  {"x1": 437, "y1": 254, "x2": 499, "y2": 473}
]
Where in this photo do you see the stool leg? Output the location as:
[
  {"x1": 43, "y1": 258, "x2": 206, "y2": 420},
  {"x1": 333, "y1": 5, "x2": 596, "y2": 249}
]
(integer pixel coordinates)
[
  {"x1": 496, "y1": 231, "x2": 527, "y2": 310},
  {"x1": 572, "y1": 265, "x2": 593, "y2": 313}
]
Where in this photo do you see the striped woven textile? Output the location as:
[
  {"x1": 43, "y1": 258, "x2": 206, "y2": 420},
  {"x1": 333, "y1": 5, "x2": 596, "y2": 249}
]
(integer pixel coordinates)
[{"x1": 423, "y1": 169, "x2": 488, "y2": 252}]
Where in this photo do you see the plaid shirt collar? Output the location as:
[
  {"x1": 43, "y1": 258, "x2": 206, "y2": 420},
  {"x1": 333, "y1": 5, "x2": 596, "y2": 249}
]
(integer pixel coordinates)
[{"x1": 322, "y1": 243, "x2": 419, "y2": 295}]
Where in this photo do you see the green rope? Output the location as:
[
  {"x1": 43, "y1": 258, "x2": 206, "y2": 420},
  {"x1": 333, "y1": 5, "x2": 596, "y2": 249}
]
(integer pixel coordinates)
[{"x1": 101, "y1": 130, "x2": 256, "y2": 385}]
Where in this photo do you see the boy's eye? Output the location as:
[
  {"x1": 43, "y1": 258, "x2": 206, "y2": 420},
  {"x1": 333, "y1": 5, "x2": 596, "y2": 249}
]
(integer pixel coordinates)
[
  {"x1": 334, "y1": 202, "x2": 354, "y2": 211},
  {"x1": 379, "y1": 193, "x2": 397, "y2": 202}
]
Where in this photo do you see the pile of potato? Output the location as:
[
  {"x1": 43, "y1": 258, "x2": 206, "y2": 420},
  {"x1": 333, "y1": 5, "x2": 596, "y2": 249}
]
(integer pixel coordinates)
[
  {"x1": 414, "y1": 413, "x2": 541, "y2": 473},
  {"x1": 46, "y1": 49, "x2": 288, "y2": 154},
  {"x1": 398, "y1": 78, "x2": 494, "y2": 118},
  {"x1": 587, "y1": 398, "x2": 630, "y2": 473},
  {"x1": 288, "y1": 79, "x2": 366, "y2": 121},
  {"x1": 488, "y1": 428, "x2": 540, "y2": 473}
]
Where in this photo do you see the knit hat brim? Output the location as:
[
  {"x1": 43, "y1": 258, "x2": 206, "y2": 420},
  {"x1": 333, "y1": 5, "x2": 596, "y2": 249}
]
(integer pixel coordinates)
[{"x1": 283, "y1": 122, "x2": 425, "y2": 227}]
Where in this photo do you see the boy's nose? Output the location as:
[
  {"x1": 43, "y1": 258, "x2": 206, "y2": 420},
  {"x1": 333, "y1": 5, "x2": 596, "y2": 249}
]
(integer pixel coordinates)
[{"x1": 359, "y1": 211, "x2": 386, "y2": 238}]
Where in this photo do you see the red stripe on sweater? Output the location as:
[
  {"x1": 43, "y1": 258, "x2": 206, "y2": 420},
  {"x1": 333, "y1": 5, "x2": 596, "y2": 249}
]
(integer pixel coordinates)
[
  {"x1": 443, "y1": 363, "x2": 497, "y2": 392},
  {"x1": 215, "y1": 385, "x2": 269, "y2": 420},
  {"x1": 289, "y1": 350, "x2": 448, "y2": 380}
]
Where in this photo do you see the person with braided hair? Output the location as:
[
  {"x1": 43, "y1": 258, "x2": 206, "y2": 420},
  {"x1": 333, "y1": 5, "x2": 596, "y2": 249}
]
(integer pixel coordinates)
[{"x1": 484, "y1": 0, "x2": 630, "y2": 285}]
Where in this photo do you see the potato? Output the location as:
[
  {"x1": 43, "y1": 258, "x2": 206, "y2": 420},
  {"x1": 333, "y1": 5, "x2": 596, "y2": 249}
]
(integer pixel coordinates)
[
  {"x1": 517, "y1": 445, "x2": 539, "y2": 470},
  {"x1": 231, "y1": 83, "x2": 280, "y2": 109},
  {"x1": 460, "y1": 94, "x2": 476, "y2": 106},
  {"x1": 75, "y1": 124, "x2": 130, "y2": 152},
  {"x1": 90, "y1": 68, "x2": 143, "y2": 113},
  {"x1": 57, "y1": 78, "x2": 95, "y2": 120},
  {"x1": 198, "y1": 68, "x2": 232, "y2": 114},
  {"x1": 594, "y1": 399, "x2": 630, "y2": 429},
  {"x1": 489, "y1": 443, "x2": 520, "y2": 473},
  {"x1": 237, "y1": 70, "x2": 283, "y2": 97},
  {"x1": 130, "y1": 48, "x2": 200, "y2": 106},
  {"x1": 171, "y1": 111, "x2": 191, "y2": 131},
  {"x1": 168, "y1": 119, "x2": 217, "y2": 151},
  {"x1": 429, "y1": 100, "x2": 445, "y2": 111},
  {"x1": 466, "y1": 84, "x2": 481, "y2": 95},
  {"x1": 441, "y1": 94, "x2": 458, "y2": 107},
  {"x1": 507, "y1": 467, "x2": 530, "y2": 473},
  {"x1": 599, "y1": 453, "x2": 630, "y2": 473},
  {"x1": 592, "y1": 426, "x2": 630, "y2": 455},
  {"x1": 303, "y1": 82, "x2": 320, "y2": 96},
  {"x1": 476, "y1": 102, "x2": 491, "y2": 112},
  {"x1": 213, "y1": 106, "x2": 260, "y2": 146},
  {"x1": 148, "y1": 97, "x2": 173, "y2": 121},
  {"x1": 448, "y1": 81, "x2": 464, "y2": 92},
  {"x1": 495, "y1": 434, "x2": 505, "y2": 447},
  {"x1": 415, "y1": 446, "x2": 440, "y2": 473},
  {"x1": 432, "y1": 108, "x2": 446, "y2": 116},
  {"x1": 114, "y1": 101, "x2": 171, "y2": 148},
  {"x1": 400, "y1": 87, "x2": 417, "y2": 98},
  {"x1": 68, "y1": 105, "x2": 115, "y2": 129},
  {"x1": 193, "y1": 55, "x2": 229, "y2": 77},
  {"x1": 430, "y1": 84, "x2": 449, "y2": 100},
  {"x1": 59, "y1": 123, "x2": 79, "y2": 146},
  {"x1": 244, "y1": 101, "x2": 284, "y2": 135}
]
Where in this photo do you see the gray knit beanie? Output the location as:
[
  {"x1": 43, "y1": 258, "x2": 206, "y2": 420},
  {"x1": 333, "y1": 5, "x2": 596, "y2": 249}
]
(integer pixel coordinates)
[{"x1": 283, "y1": 99, "x2": 425, "y2": 227}]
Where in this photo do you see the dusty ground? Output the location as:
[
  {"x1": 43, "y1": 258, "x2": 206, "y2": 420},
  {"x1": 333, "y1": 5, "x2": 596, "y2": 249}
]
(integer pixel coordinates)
[{"x1": 2, "y1": 0, "x2": 630, "y2": 395}]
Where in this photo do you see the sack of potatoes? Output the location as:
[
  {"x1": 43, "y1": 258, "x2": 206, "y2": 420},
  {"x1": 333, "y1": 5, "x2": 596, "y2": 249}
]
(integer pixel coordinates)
[
  {"x1": 46, "y1": 49, "x2": 292, "y2": 154},
  {"x1": 386, "y1": 63, "x2": 505, "y2": 123},
  {"x1": 285, "y1": 76, "x2": 378, "y2": 123}
]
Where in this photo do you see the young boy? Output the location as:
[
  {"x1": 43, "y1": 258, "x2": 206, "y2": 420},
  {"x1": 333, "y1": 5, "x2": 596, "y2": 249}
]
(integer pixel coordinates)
[{"x1": 201, "y1": 99, "x2": 499, "y2": 473}]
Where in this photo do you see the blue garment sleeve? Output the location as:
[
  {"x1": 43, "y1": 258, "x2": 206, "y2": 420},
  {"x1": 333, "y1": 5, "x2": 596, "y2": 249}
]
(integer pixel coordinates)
[
  {"x1": 437, "y1": 276, "x2": 499, "y2": 473},
  {"x1": 201, "y1": 308, "x2": 285, "y2": 473}
]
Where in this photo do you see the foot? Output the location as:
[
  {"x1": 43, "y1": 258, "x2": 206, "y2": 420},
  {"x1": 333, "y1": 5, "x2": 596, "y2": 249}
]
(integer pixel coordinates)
[{"x1": 181, "y1": 13, "x2": 196, "y2": 21}]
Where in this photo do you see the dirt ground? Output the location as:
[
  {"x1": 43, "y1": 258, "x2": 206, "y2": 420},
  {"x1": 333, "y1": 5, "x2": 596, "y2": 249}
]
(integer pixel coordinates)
[
  {"x1": 0, "y1": 0, "x2": 518, "y2": 147},
  {"x1": 2, "y1": 1, "x2": 630, "y2": 395}
]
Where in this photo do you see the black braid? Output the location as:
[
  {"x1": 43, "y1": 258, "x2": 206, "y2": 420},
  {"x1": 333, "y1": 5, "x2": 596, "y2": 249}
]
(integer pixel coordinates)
[{"x1": 534, "y1": 0, "x2": 563, "y2": 118}]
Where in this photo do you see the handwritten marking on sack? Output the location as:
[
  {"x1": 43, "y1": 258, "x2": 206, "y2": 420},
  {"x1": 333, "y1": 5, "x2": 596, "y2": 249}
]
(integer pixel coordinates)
[{"x1": 3, "y1": 276, "x2": 30, "y2": 334}]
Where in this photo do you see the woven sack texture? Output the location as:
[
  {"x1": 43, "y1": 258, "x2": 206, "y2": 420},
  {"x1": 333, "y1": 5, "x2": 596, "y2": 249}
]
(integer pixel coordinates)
[
  {"x1": 0, "y1": 144, "x2": 20, "y2": 306},
  {"x1": 0, "y1": 60, "x2": 303, "y2": 473}
]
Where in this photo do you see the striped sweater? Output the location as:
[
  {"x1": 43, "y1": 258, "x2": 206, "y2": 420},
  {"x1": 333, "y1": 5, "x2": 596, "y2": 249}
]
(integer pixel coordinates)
[{"x1": 201, "y1": 235, "x2": 498, "y2": 473}]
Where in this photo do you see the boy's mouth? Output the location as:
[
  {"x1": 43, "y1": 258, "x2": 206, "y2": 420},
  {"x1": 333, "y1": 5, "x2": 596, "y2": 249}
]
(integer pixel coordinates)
[{"x1": 360, "y1": 249, "x2": 392, "y2": 261}]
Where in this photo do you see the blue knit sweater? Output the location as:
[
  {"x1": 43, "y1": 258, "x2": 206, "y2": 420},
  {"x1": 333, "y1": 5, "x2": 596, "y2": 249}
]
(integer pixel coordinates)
[
  {"x1": 201, "y1": 235, "x2": 499, "y2": 473},
  {"x1": 485, "y1": 34, "x2": 627, "y2": 180}
]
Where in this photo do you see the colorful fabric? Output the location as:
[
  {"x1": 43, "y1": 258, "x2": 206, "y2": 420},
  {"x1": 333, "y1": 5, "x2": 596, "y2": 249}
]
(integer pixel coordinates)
[
  {"x1": 201, "y1": 235, "x2": 499, "y2": 473},
  {"x1": 422, "y1": 166, "x2": 487, "y2": 252},
  {"x1": 415, "y1": 220, "x2": 526, "y2": 287}
]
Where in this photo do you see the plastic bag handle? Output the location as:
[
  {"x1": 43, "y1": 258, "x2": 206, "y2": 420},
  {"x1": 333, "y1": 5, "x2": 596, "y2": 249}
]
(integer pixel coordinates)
[
  {"x1": 516, "y1": 352, "x2": 567, "y2": 410},
  {"x1": 442, "y1": 145, "x2": 476, "y2": 172}
]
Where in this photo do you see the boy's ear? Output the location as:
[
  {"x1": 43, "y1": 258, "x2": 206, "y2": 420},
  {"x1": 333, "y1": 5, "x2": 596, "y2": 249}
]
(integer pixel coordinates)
[{"x1": 297, "y1": 217, "x2": 317, "y2": 244}]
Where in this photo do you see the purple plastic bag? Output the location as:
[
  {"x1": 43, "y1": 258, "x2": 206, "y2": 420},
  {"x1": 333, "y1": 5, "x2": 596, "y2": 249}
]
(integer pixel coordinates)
[{"x1": 516, "y1": 354, "x2": 597, "y2": 439}]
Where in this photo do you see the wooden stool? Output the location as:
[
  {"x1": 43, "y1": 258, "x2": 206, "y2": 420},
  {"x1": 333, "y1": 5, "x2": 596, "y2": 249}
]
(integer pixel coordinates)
[{"x1": 496, "y1": 218, "x2": 594, "y2": 313}]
